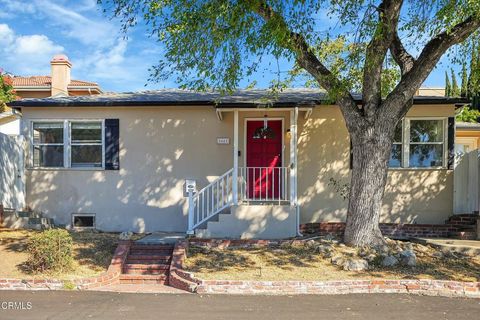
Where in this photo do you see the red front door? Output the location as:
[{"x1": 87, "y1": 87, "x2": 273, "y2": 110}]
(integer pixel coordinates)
[{"x1": 246, "y1": 120, "x2": 283, "y2": 200}]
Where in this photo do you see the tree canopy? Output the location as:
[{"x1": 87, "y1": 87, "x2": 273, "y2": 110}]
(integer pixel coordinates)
[
  {"x1": 100, "y1": 0, "x2": 480, "y2": 246},
  {"x1": 0, "y1": 71, "x2": 16, "y2": 113},
  {"x1": 100, "y1": 0, "x2": 480, "y2": 96}
]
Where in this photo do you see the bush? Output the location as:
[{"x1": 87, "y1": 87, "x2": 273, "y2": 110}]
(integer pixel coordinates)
[{"x1": 26, "y1": 229, "x2": 74, "y2": 273}]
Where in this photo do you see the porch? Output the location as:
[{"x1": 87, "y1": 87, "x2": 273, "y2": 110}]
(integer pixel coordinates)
[{"x1": 186, "y1": 107, "x2": 312, "y2": 239}]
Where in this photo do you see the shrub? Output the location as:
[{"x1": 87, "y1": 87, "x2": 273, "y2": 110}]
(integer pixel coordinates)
[{"x1": 26, "y1": 229, "x2": 74, "y2": 273}]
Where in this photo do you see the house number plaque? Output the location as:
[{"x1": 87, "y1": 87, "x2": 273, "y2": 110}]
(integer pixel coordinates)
[{"x1": 217, "y1": 137, "x2": 230, "y2": 145}]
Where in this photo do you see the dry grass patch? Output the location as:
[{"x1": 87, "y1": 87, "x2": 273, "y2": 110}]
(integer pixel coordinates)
[
  {"x1": 184, "y1": 240, "x2": 480, "y2": 282},
  {"x1": 0, "y1": 228, "x2": 123, "y2": 280}
]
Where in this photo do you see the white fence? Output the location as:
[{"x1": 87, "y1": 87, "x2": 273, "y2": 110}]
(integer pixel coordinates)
[{"x1": 0, "y1": 133, "x2": 25, "y2": 210}]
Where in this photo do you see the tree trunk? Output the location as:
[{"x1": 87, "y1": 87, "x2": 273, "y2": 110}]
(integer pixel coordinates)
[{"x1": 343, "y1": 123, "x2": 395, "y2": 247}]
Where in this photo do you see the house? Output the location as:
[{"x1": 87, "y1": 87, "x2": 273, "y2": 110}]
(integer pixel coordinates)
[
  {"x1": 0, "y1": 55, "x2": 102, "y2": 136},
  {"x1": 6, "y1": 89, "x2": 470, "y2": 239}
]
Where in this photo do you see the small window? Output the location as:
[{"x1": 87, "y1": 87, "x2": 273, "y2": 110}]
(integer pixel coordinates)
[
  {"x1": 71, "y1": 122, "x2": 103, "y2": 168},
  {"x1": 389, "y1": 122, "x2": 403, "y2": 168},
  {"x1": 72, "y1": 214, "x2": 95, "y2": 229},
  {"x1": 33, "y1": 122, "x2": 64, "y2": 167}
]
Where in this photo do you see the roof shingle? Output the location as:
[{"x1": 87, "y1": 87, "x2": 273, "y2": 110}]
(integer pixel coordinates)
[
  {"x1": 12, "y1": 76, "x2": 99, "y2": 88},
  {"x1": 8, "y1": 88, "x2": 470, "y2": 108}
]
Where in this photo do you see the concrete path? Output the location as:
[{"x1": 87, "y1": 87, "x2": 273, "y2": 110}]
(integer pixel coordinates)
[
  {"x1": 0, "y1": 291, "x2": 478, "y2": 320},
  {"x1": 413, "y1": 238, "x2": 480, "y2": 255},
  {"x1": 136, "y1": 232, "x2": 185, "y2": 244}
]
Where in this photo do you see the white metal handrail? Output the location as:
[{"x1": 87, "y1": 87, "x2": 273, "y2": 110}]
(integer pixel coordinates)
[
  {"x1": 239, "y1": 166, "x2": 289, "y2": 204},
  {"x1": 187, "y1": 168, "x2": 234, "y2": 233},
  {"x1": 187, "y1": 166, "x2": 290, "y2": 234}
]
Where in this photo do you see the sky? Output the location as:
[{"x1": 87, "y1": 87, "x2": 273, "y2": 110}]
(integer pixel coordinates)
[{"x1": 0, "y1": 0, "x2": 455, "y2": 93}]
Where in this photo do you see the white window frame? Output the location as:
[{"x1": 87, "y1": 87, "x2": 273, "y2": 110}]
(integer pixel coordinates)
[
  {"x1": 390, "y1": 117, "x2": 448, "y2": 169},
  {"x1": 31, "y1": 121, "x2": 65, "y2": 168},
  {"x1": 30, "y1": 119, "x2": 105, "y2": 170}
]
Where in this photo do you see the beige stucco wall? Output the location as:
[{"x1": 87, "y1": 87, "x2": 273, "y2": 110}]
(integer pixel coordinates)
[
  {"x1": 297, "y1": 104, "x2": 455, "y2": 225},
  {"x1": 22, "y1": 106, "x2": 233, "y2": 232},
  {"x1": 198, "y1": 205, "x2": 297, "y2": 239},
  {"x1": 20, "y1": 103, "x2": 455, "y2": 232}
]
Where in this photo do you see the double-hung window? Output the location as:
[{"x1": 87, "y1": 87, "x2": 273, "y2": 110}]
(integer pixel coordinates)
[
  {"x1": 388, "y1": 118, "x2": 447, "y2": 168},
  {"x1": 32, "y1": 120, "x2": 104, "y2": 169},
  {"x1": 70, "y1": 122, "x2": 103, "y2": 168},
  {"x1": 33, "y1": 122, "x2": 65, "y2": 167}
]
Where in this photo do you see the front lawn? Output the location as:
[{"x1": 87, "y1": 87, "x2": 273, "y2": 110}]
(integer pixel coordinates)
[
  {"x1": 0, "y1": 228, "x2": 120, "y2": 280},
  {"x1": 184, "y1": 239, "x2": 480, "y2": 282}
]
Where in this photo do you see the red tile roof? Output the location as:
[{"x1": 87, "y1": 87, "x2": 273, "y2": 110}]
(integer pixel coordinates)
[{"x1": 12, "y1": 76, "x2": 99, "y2": 88}]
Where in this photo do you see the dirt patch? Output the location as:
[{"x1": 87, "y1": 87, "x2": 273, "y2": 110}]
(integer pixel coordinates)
[
  {"x1": 0, "y1": 228, "x2": 126, "y2": 280},
  {"x1": 184, "y1": 239, "x2": 480, "y2": 282}
]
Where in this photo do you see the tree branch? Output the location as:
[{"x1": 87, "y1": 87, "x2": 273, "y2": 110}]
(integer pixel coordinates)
[
  {"x1": 389, "y1": 32, "x2": 415, "y2": 75},
  {"x1": 382, "y1": 16, "x2": 480, "y2": 119},
  {"x1": 362, "y1": 0, "x2": 403, "y2": 118},
  {"x1": 250, "y1": 1, "x2": 363, "y2": 125}
]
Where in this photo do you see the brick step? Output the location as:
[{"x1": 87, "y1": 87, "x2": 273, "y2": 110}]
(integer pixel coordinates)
[
  {"x1": 447, "y1": 220, "x2": 477, "y2": 226},
  {"x1": 448, "y1": 213, "x2": 479, "y2": 218},
  {"x1": 123, "y1": 263, "x2": 170, "y2": 275},
  {"x1": 127, "y1": 257, "x2": 171, "y2": 264},
  {"x1": 119, "y1": 274, "x2": 168, "y2": 285},
  {"x1": 128, "y1": 249, "x2": 173, "y2": 256},
  {"x1": 130, "y1": 244, "x2": 174, "y2": 250},
  {"x1": 454, "y1": 225, "x2": 476, "y2": 231},
  {"x1": 447, "y1": 215, "x2": 478, "y2": 223},
  {"x1": 130, "y1": 247, "x2": 173, "y2": 252},
  {"x1": 448, "y1": 231, "x2": 477, "y2": 240}
]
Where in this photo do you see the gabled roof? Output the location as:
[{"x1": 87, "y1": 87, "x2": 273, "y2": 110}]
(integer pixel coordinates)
[
  {"x1": 12, "y1": 76, "x2": 100, "y2": 89},
  {"x1": 8, "y1": 88, "x2": 470, "y2": 109}
]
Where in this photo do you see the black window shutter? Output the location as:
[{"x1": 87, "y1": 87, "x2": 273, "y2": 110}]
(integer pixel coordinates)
[
  {"x1": 105, "y1": 119, "x2": 120, "y2": 170},
  {"x1": 447, "y1": 117, "x2": 455, "y2": 170}
]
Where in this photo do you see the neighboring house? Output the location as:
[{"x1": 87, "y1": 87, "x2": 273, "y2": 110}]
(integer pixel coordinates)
[
  {"x1": 8, "y1": 89, "x2": 468, "y2": 238},
  {"x1": 0, "y1": 55, "x2": 102, "y2": 135},
  {"x1": 415, "y1": 87, "x2": 446, "y2": 97}
]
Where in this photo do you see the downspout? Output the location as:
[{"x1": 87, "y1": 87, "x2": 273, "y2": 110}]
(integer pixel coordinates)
[{"x1": 294, "y1": 107, "x2": 302, "y2": 236}]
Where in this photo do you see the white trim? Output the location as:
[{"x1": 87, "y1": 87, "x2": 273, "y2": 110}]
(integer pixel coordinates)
[
  {"x1": 233, "y1": 110, "x2": 239, "y2": 205},
  {"x1": 218, "y1": 107, "x2": 313, "y2": 113},
  {"x1": 29, "y1": 119, "x2": 105, "y2": 170},
  {"x1": 216, "y1": 109, "x2": 224, "y2": 121}
]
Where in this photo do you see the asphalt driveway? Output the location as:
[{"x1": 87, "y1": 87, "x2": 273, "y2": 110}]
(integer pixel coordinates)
[{"x1": 0, "y1": 291, "x2": 478, "y2": 320}]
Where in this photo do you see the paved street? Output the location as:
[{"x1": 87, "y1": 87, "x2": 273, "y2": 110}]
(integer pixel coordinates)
[{"x1": 0, "y1": 291, "x2": 479, "y2": 320}]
